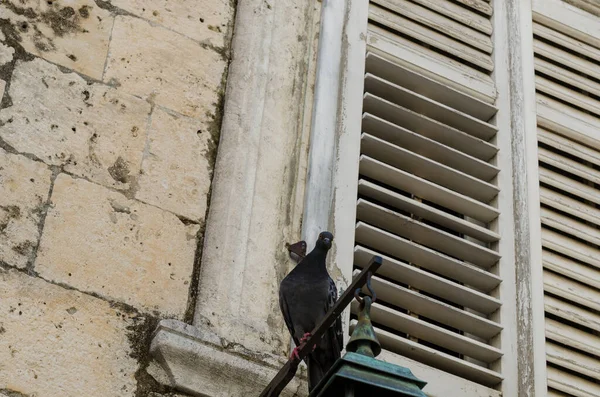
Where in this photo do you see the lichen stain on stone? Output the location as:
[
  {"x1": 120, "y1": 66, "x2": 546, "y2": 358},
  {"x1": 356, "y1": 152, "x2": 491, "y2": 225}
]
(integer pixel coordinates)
[
  {"x1": 123, "y1": 314, "x2": 186, "y2": 397},
  {"x1": 1, "y1": 1, "x2": 90, "y2": 55},
  {"x1": 0, "y1": 388, "x2": 32, "y2": 397},
  {"x1": 0, "y1": 204, "x2": 21, "y2": 233},
  {"x1": 40, "y1": 6, "x2": 83, "y2": 38},
  {"x1": 11, "y1": 240, "x2": 35, "y2": 256},
  {"x1": 78, "y1": 6, "x2": 90, "y2": 18},
  {"x1": 2, "y1": 205, "x2": 21, "y2": 219},
  {"x1": 108, "y1": 156, "x2": 131, "y2": 184},
  {"x1": 87, "y1": 132, "x2": 101, "y2": 165}
]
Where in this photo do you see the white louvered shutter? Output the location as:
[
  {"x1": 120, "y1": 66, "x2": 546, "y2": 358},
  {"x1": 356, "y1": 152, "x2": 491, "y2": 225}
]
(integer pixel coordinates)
[
  {"x1": 347, "y1": 0, "x2": 505, "y2": 392},
  {"x1": 532, "y1": 1, "x2": 600, "y2": 395}
]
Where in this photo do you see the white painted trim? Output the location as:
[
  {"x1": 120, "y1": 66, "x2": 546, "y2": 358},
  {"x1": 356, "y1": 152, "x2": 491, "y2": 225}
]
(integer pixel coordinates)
[
  {"x1": 488, "y1": 2, "x2": 520, "y2": 396},
  {"x1": 302, "y1": 0, "x2": 346, "y2": 251},
  {"x1": 494, "y1": 0, "x2": 548, "y2": 395},
  {"x1": 329, "y1": 0, "x2": 368, "y2": 339}
]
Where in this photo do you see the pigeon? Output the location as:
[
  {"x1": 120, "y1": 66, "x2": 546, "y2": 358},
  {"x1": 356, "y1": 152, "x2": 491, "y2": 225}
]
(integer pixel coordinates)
[{"x1": 279, "y1": 231, "x2": 343, "y2": 391}]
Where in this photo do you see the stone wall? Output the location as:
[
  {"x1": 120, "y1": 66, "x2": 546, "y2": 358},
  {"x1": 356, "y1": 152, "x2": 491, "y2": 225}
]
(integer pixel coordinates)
[{"x1": 0, "y1": 0, "x2": 234, "y2": 395}]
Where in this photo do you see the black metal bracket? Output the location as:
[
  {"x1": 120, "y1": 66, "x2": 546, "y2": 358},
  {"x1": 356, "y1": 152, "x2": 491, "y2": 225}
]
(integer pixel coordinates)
[
  {"x1": 286, "y1": 240, "x2": 307, "y2": 263},
  {"x1": 259, "y1": 255, "x2": 383, "y2": 397}
]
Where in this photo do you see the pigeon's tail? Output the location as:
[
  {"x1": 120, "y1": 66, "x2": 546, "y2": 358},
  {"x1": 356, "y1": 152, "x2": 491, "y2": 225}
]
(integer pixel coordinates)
[
  {"x1": 306, "y1": 354, "x2": 331, "y2": 391},
  {"x1": 306, "y1": 330, "x2": 341, "y2": 391}
]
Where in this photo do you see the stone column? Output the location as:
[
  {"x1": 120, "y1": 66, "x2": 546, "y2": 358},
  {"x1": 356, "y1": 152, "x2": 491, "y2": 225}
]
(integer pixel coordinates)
[
  {"x1": 192, "y1": 0, "x2": 318, "y2": 356},
  {"x1": 150, "y1": 0, "x2": 320, "y2": 394}
]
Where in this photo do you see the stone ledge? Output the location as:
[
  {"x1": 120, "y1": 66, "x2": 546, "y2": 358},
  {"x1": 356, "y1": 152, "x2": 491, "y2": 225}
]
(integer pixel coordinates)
[{"x1": 150, "y1": 319, "x2": 308, "y2": 397}]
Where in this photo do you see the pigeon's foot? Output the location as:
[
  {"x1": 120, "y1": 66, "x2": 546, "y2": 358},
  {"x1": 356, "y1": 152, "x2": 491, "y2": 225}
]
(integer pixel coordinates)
[
  {"x1": 290, "y1": 345, "x2": 303, "y2": 361},
  {"x1": 299, "y1": 332, "x2": 312, "y2": 343},
  {"x1": 290, "y1": 334, "x2": 317, "y2": 360}
]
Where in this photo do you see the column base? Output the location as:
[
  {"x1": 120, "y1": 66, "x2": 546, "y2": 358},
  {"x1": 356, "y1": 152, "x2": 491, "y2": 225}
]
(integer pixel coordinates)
[{"x1": 149, "y1": 319, "x2": 308, "y2": 397}]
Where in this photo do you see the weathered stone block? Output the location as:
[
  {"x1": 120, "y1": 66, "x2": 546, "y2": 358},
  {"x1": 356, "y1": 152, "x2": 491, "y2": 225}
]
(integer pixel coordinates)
[
  {"x1": 35, "y1": 174, "x2": 199, "y2": 318},
  {"x1": 104, "y1": 16, "x2": 226, "y2": 118},
  {"x1": 0, "y1": 267, "x2": 139, "y2": 396},
  {"x1": 0, "y1": 0, "x2": 114, "y2": 79},
  {"x1": 0, "y1": 58, "x2": 150, "y2": 191},
  {"x1": 136, "y1": 107, "x2": 213, "y2": 222},
  {"x1": 109, "y1": 0, "x2": 233, "y2": 48},
  {"x1": 0, "y1": 149, "x2": 52, "y2": 269},
  {"x1": 0, "y1": 42, "x2": 14, "y2": 67}
]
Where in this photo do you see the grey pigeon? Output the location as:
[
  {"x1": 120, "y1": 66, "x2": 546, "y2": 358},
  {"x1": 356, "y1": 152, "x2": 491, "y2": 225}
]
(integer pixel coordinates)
[{"x1": 279, "y1": 231, "x2": 343, "y2": 391}]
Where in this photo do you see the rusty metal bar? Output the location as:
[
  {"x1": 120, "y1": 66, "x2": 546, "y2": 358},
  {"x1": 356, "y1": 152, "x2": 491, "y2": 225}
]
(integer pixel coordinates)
[{"x1": 259, "y1": 255, "x2": 383, "y2": 397}]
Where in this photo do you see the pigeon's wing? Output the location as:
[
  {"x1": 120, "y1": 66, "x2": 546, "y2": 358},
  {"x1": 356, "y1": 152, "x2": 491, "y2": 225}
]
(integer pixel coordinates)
[
  {"x1": 307, "y1": 276, "x2": 343, "y2": 391},
  {"x1": 327, "y1": 276, "x2": 343, "y2": 352},
  {"x1": 279, "y1": 283, "x2": 299, "y2": 345}
]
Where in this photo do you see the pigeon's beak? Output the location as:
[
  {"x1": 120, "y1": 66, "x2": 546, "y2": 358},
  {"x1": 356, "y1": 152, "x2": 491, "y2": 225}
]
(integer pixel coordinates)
[{"x1": 323, "y1": 237, "x2": 331, "y2": 245}]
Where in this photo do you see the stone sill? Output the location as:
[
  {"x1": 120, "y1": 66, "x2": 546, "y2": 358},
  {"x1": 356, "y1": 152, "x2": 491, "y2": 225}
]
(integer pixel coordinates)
[{"x1": 150, "y1": 319, "x2": 308, "y2": 397}]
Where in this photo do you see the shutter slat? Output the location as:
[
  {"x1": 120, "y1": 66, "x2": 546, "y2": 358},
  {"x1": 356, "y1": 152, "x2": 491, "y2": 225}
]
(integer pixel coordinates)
[
  {"x1": 532, "y1": 0, "x2": 600, "y2": 50},
  {"x1": 364, "y1": 74, "x2": 498, "y2": 140},
  {"x1": 559, "y1": 0, "x2": 600, "y2": 17},
  {"x1": 537, "y1": 95, "x2": 600, "y2": 152},
  {"x1": 407, "y1": 0, "x2": 492, "y2": 35},
  {"x1": 544, "y1": 271, "x2": 600, "y2": 314},
  {"x1": 365, "y1": 53, "x2": 497, "y2": 121},
  {"x1": 367, "y1": 275, "x2": 502, "y2": 339},
  {"x1": 543, "y1": 249, "x2": 600, "y2": 291},
  {"x1": 363, "y1": 94, "x2": 497, "y2": 161},
  {"x1": 350, "y1": 322, "x2": 504, "y2": 387},
  {"x1": 361, "y1": 134, "x2": 499, "y2": 202},
  {"x1": 363, "y1": 114, "x2": 499, "y2": 181},
  {"x1": 547, "y1": 342, "x2": 600, "y2": 381},
  {"x1": 453, "y1": 0, "x2": 493, "y2": 16},
  {"x1": 359, "y1": 155, "x2": 499, "y2": 222},
  {"x1": 370, "y1": 0, "x2": 492, "y2": 52},
  {"x1": 357, "y1": 199, "x2": 500, "y2": 267},
  {"x1": 367, "y1": 26, "x2": 496, "y2": 103},
  {"x1": 368, "y1": 4, "x2": 494, "y2": 71},
  {"x1": 547, "y1": 366, "x2": 600, "y2": 397},
  {"x1": 534, "y1": 22, "x2": 600, "y2": 62},
  {"x1": 534, "y1": 39, "x2": 600, "y2": 80},
  {"x1": 354, "y1": 245, "x2": 501, "y2": 314},
  {"x1": 358, "y1": 180, "x2": 500, "y2": 243},
  {"x1": 545, "y1": 294, "x2": 600, "y2": 334},
  {"x1": 536, "y1": 75, "x2": 600, "y2": 116},
  {"x1": 541, "y1": 207, "x2": 600, "y2": 247},
  {"x1": 546, "y1": 318, "x2": 600, "y2": 356},
  {"x1": 539, "y1": 147, "x2": 600, "y2": 185},
  {"x1": 351, "y1": 301, "x2": 503, "y2": 363},
  {"x1": 542, "y1": 228, "x2": 600, "y2": 270},
  {"x1": 538, "y1": 127, "x2": 600, "y2": 166},
  {"x1": 540, "y1": 167, "x2": 600, "y2": 207},
  {"x1": 548, "y1": 390, "x2": 570, "y2": 397},
  {"x1": 540, "y1": 187, "x2": 600, "y2": 228},
  {"x1": 535, "y1": 57, "x2": 600, "y2": 98},
  {"x1": 355, "y1": 223, "x2": 501, "y2": 292}
]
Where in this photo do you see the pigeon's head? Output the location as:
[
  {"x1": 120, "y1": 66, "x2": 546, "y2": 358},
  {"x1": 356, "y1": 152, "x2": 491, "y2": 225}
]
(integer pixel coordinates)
[{"x1": 316, "y1": 231, "x2": 334, "y2": 250}]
